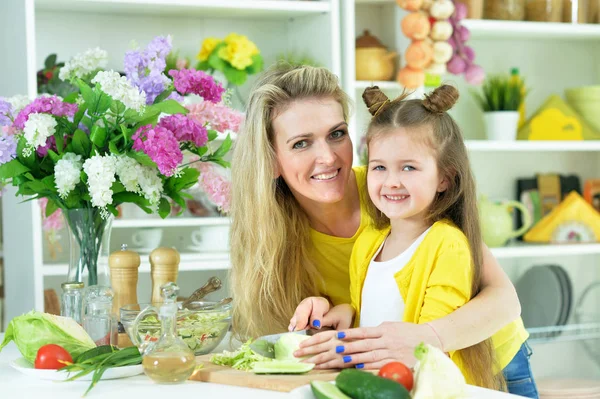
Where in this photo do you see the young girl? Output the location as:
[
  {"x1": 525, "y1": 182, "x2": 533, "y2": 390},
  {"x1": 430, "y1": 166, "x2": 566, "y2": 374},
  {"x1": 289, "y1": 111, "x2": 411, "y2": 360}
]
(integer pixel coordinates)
[{"x1": 291, "y1": 85, "x2": 537, "y2": 397}]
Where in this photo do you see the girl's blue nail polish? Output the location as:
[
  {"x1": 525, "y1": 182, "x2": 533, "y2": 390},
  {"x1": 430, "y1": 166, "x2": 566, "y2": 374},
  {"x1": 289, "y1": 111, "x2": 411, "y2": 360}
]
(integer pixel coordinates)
[
  {"x1": 335, "y1": 345, "x2": 344, "y2": 354},
  {"x1": 313, "y1": 320, "x2": 321, "y2": 328},
  {"x1": 355, "y1": 363, "x2": 365, "y2": 369},
  {"x1": 337, "y1": 331, "x2": 346, "y2": 339},
  {"x1": 343, "y1": 355, "x2": 352, "y2": 363}
]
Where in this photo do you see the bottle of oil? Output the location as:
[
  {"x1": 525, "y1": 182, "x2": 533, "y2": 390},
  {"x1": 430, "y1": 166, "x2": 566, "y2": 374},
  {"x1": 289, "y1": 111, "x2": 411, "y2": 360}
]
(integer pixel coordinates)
[{"x1": 139, "y1": 282, "x2": 195, "y2": 384}]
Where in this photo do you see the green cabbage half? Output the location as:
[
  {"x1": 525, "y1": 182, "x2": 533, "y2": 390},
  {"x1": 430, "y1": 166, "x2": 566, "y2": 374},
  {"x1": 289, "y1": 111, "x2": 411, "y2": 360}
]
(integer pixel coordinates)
[{"x1": 0, "y1": 311, "x2": 96, "y2": 363}]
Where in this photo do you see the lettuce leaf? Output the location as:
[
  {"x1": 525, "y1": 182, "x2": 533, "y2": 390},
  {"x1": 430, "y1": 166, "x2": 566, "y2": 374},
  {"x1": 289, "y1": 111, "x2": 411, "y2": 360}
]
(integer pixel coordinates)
[
  {"x1": 0, "y1": 311, "x2": 96, "y2": 363},
  {"x1": 210, "y1": 340, "x2": 272, "y2": 371}
]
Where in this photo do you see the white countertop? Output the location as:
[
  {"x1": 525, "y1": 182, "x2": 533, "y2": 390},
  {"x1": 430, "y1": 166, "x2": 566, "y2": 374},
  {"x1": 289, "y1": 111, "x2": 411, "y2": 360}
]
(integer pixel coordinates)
[{"x1": 0, "y1": 333, "x2": 518, "y2": 398}]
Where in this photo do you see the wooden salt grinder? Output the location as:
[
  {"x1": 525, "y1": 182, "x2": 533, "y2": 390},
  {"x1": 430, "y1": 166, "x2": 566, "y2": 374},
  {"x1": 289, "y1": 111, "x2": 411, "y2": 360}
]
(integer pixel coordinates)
[
  {"x1": 108, "y1": 244, "x2": 140, "y2": 348},
  {"x1": 150, "y1": 247, "x2": 180, "y2": 303}
]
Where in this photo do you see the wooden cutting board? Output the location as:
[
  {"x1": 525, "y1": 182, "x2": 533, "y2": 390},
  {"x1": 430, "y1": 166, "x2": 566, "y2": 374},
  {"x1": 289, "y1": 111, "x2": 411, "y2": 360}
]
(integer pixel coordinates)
[{"x1": 189, "y1": 354, "x2": 340, "y2": 392}]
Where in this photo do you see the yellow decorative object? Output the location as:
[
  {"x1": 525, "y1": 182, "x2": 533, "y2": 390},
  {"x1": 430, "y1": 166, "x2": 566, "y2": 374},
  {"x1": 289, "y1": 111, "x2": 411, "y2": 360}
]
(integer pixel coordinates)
[
  {"x1": 217, "y1": 33, "x2": 260, "y2": 70},
  {"x1": 523, "y1": 191, "x2": 600, "y2": 243},
  {"x1": 197, "y1": 37, "x2": 221, "y2": 62},
  {"x1": 517, "y1": 95, "x2": 600, "y2": 141}
]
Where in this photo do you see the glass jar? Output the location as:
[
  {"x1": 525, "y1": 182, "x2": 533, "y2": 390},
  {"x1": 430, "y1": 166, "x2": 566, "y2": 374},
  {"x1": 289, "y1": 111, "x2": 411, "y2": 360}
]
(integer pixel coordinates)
[
  {"x1": 485, "y1": 0, "x2": 526, "y2": 19},
  {"x1": 82, "y1": 285, "x2": 118, "y2": 346},
  {"x1": 60, "y1": 281, "x2": 84, "y2": 324},
  {"x1": 526, "y1": 0, "x2": 563, "y2": 21}
]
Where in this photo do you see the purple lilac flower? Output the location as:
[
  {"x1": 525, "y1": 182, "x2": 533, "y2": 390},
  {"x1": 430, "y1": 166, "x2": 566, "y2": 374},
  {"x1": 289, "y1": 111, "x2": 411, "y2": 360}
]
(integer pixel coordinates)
[
  {"x1": 168, "y1": 69, "x2": 225, "y2": 103},
  {"x1": 167, "y1": 92, "x2": 184, "y2": 102},
  {"x1": 132, "y1": 124, "x2": 183, "y2": 176},
  {"x1": 0, "y1": 98, "x2": 12, "y2": 126},
  {"x1": 13, "y1": 96, "x2": 78, "y2": 130},
  {"x1": 124, "y1": 36, "x2": 172, "y2": 104},
  {"x1": 0, "y1": 133, "x2": 17, "y2": 164},
  {"x1": 158, "y1": 114, "x2": 208, "y2": 147}
]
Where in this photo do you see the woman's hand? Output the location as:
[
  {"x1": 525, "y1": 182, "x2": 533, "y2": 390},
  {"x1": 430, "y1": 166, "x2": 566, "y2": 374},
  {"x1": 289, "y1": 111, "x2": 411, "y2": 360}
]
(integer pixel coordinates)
[
  {"x1": 289, "y1": 299, "x2": 354, "y2": 332},
  {"x1": 294, "y1": 321, "x2": 441, "y2": 370}
]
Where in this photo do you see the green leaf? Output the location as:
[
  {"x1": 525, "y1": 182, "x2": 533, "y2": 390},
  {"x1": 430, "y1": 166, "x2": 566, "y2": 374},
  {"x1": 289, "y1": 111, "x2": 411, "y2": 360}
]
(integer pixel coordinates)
[
  {"x1": 23, "y1": 179, "x2": 49, "y2": 193},
  {"x1": 47, "y1": 149, "x2": 61, "y2": 164},
  {"x1": 168, "y1": 192, "x2": 186, "y2": 210},
  {"x1": 73, "y1": 105, "x2": 88, "y2": 128},
  {"x1": 88, "y1": 89, "x2": 112, "y2": 116},
  {"x1": 112, "y1": 192, "x2": 152, "y2": 213},
  {"x1": 109, "y1": 141, "x2": 121, "y2": 155},
  {"x1": 208, "y1": 43, "x2": 228, "y2": 71},
  {"x1": 207, "y1": 158, "x2": 230, "y2": 168},
  {"x1": 16, "y1": 136, "x2": 37, "y2": 171},
  {"x1": 46, "y1": 198, "x2": 60, "y2": 217},
  {"x1": 111, "y1": 180, "x2": 126, "y2": 194},
  {"x1": 120, "y1": 124, "x2": 132, "y2": 145},
  {"x1": 158, "y1": 198, "x2": 171, "y2": 219},
  {"x1": 212, "y1": 134, "x2": 232, "y2": 159},
  {"x1": 72, "y1": 129, "x2": 92, "y2": 157},
  {"x1": 64, "y1": 190, "x2": 84, "y2": 209},
  {"x1": 166, "y1": 167, "x2": 200, "y2": 193},
  {"x1": 207, "y1": 129, "x2": 218, "y2": 141},
  {"x1": 0, "y1": 159, "x2": 30, "y2": 180},
  {"x1": 151, "y1": 99, "x2": 188, "y2": 115},
  {"x1": 55, "y1": 132, "x2": 64, "y2": 154},
  {"x1": 196, "y1": 60, "x2": 211, "y2": 70},
  {"x1": 122, "y1": 109, "x2": 140, "y2": 124},
  {"x1": 109, "y1": 100, "x2": 126, "y2": 116},
  {"x1": 63, "y1": 92, "x2": 80, "y2": 104},
  {"x1": 223, "y1": 64, "x2": 247, "y2": 86},
  {"x1": 41, "y1": 175, "x2": 57, "y2": 193},
  {"x1": 77, "y1": 79, "x2": 94, "y2": 106},
  {"x1": 90, "y1": 126, "x2": 107, "y2": 148},
  {"x1": 106, "y1": 204, "x2": 119, "y2": 217},
  {"x1": 127, "y1": 151, "x2": 157, "y2": 168},
  {"x1": 245, "y1": 54, "x2": 263, "y2": 75},
  {"x1": 153, "y1": 90, "x2": 173, "y2": 104},
  {"x1": 45, "y1": 54, "x2": 57, "y2": 70}
]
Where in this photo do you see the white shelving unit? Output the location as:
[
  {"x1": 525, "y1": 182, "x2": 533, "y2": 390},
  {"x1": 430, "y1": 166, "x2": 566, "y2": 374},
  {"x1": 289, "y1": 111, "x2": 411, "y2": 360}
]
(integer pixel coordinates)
[
  {"x1": 1, "y1": 0, "x2": 341, "y2": 329},
  {"x1": 345, "y1": 1, "x2": 600, "y2": 380}
]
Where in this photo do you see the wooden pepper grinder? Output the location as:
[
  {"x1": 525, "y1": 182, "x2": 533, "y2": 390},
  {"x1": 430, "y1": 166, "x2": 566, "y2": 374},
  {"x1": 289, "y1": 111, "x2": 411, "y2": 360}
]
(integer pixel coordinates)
[
  {"x1": 108, "y1": 244, "x2": 140, "y2": 348},
  {"x1": 150, "y1": 247, "x2": 180, "y2": 303}
]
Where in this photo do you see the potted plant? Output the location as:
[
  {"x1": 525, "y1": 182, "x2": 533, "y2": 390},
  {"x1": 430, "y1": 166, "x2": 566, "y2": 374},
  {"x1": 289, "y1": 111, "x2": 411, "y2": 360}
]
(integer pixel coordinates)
[{"x1": 471, "y1": 74, "x2": 527, "y2": 141}]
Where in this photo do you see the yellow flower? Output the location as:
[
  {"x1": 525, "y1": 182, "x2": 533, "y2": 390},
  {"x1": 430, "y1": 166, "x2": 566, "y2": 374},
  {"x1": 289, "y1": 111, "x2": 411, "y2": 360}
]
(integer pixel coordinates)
[
  {"x1": 197, "y1": 37, "x2": 221, "y2": 62},
  {"x1": 217, "y1": 33, "x2": 260, "y2": 70}
]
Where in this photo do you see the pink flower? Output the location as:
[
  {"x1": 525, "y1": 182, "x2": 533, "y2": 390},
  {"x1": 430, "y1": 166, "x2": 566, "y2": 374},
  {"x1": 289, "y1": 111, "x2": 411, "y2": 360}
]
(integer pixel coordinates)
[
  {"x1": 13, "y1": 95, "x2": 78, "y2": 130},
  {"x1": 158, "y1": 114, "x2": 208, "y2": 147},
  {"x1": 168, "y1": 69, "x2": 225, "y2": 103},
  {"x1": 39, "y1": 197, "x2": 64, "y2": 232},
  {"x1": 175, "y1": 58, "x2": 188, "y2": 70},
  {"x1": 187, "y1": 101, "x2": 244, "y2": 134},
  {"x1": 132, "y1": 124, "x2": 183, "y2": 176},
  {"x1": 194, "y1": 162, "x2": 231, "y2": 213}
]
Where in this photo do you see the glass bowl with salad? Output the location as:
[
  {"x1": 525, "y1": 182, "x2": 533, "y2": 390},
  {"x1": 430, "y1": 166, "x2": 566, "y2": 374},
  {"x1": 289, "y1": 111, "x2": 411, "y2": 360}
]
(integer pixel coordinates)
[{"x1": 120, "y1": 301, "x2": 232, "y2": 355}]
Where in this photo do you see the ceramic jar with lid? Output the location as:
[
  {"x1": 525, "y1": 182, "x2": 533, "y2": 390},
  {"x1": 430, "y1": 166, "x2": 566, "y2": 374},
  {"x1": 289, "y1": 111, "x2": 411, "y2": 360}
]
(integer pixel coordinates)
[{"x1": 355, "y1": 30, "x2": 398, "y2": 81}]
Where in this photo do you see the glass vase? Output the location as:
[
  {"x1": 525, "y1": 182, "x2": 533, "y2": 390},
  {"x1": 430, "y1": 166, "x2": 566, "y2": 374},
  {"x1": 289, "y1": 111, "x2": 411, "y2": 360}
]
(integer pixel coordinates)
[{"x1": 63, "y1": 207, "x2": 113, "y2": 287}]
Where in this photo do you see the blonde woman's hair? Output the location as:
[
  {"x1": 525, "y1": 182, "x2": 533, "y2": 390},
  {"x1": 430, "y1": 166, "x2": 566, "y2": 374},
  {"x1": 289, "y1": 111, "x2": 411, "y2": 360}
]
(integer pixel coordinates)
[
  {"x1": 362, "y1": 85, "x2": 505, "y2": 391},
  {"x1": 229, "y1": 63, "x2": 351, "y2": 340}
]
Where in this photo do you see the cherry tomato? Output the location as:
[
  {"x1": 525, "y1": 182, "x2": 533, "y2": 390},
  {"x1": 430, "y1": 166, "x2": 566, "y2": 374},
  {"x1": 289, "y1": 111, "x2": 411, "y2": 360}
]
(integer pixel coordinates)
[
  {"x1": 34, "y1": 344, "x2": 73, "y2": 369},
  {"x1": 378, "y1": 361, "x2": 414, "y2": 391}
]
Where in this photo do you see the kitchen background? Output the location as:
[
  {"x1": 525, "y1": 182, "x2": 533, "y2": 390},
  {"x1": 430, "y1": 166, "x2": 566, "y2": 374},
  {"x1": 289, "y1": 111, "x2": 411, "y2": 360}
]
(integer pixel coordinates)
[{"x1": 1, "y1": 0, "x2": 600, "y2": 388}]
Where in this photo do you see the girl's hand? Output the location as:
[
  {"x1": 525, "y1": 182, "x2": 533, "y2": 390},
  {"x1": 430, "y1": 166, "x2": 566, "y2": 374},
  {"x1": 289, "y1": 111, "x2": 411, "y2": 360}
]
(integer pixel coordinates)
[
  {"x1": 288, "y1": 296, "x2": 331, "y2": 331},
  {"x1": 294, "y1": 321, "x2": 441, "y2": 370}
]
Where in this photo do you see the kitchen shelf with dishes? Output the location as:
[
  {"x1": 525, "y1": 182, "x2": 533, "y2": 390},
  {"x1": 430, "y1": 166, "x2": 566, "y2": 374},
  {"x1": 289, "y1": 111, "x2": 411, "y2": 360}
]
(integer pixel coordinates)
[
  {"x1": 527, "y1": 323, "x2": 600, "y2": 344},
  {"x1": 113, "y1": 216, "x2": 230, "y2": 229},
  {"x1": 490, "y1": 242, "x2": 600, "y2": 259}
]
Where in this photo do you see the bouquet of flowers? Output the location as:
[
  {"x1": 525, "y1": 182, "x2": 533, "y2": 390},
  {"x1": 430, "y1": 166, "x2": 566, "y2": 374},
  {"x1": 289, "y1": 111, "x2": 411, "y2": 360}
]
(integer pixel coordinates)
[
  {"x1": 0, "y1": 36, "x2": 235, "y2": 285},
  {"x1": 196, "y1": 33, "x2": 263, "y2": 87},
  {"x1": 37, "y1": 54, "x2": 79, "y2": 98}
]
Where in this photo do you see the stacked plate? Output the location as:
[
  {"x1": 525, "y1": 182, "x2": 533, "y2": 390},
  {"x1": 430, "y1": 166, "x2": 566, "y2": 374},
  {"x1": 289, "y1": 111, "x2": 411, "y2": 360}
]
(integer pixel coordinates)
[
  {"x1": 538, "y1": 379, "x2": 600, "y2": 398},
  {"x1": 516, "y1": 265, "x2": 573, "y2": 338}
]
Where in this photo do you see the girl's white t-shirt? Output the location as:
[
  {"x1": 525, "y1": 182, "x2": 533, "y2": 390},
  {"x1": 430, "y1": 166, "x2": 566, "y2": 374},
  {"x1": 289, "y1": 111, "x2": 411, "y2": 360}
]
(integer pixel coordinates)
[{"x1": 359, "y1": 227, "x2": 431, "y2": 328}]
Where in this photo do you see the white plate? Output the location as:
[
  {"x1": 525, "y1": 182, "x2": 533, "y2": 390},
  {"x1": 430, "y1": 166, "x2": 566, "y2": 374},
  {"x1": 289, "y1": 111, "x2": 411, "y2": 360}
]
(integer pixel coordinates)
[
  {"x1": 9, "y1": 357, "x2": 144, "y2": 381},
  {"x1": 128, "y1": 246, "x2": 155, "y2": 254}
]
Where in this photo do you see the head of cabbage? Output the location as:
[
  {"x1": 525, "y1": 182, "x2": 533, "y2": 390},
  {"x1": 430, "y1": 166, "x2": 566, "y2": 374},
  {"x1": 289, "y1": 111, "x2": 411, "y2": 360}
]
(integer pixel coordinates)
[
  {"x1": 0, "y1": 311, "x2": 96, "y2": 363},
  {"x1": 274, "y1": 332, "x2": 311, "y2": 362}
]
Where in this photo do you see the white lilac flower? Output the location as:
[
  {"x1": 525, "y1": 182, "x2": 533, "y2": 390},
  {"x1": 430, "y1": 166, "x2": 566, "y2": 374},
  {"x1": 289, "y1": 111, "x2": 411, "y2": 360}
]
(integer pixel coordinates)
[
  {"x1": 91, "y1": 71, "x2": 146, "y2": 112},
  {"x1": 83, "y1": 154, "x2": 117, "y2": 209},
  {"x1": 59, "y1": 47, "x2": 108, "y2": 81},
  {"x1": 23, "y1": 113, "x2": 57, "y2": 149},
  {"x1": 115, "y1": 155, "x2": 163, "y2": 208},
  {"x1": 55, "y1": 153, "x2": 83, "y2": 198},
  {"x1": 7, "y1": 95, "x2": 30, "y2": 114}
]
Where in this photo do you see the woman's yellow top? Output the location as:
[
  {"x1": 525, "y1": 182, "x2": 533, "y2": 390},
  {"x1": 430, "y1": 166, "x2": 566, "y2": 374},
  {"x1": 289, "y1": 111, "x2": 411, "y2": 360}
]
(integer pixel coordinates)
[
  {"x1": 310, "y1": 166, "x2": 369, "y2": 306},
  {"x1": 349, "y1": 220, "x2": 529, "y2": 381}
]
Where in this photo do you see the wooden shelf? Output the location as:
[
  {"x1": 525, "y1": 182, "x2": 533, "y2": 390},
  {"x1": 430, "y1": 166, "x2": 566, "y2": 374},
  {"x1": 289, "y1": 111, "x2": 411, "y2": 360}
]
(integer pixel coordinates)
[
  {"x1": 35, "y1": 0, "x2": 331, "y2": 19},
  {"x1": 462, "y1": 19, "x2": 600, "y2": 40},
  {"x1": 465, "y1": 140, "x2": 600, "y2": 152},
  {"x1": 112, "y1": 217, "x2": 230, "y2": 228},
  {"x1": 490, "y1": 243, "x2": 600, "y2": 259}
]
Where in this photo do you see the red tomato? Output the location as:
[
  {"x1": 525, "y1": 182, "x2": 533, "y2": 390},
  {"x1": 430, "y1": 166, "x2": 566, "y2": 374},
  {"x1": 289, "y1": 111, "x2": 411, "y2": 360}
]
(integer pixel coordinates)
[
  {"x1": 378, "y1": 361, "x2": 414, "y2": 391},
  {"x1": 34, "y1": 344, "x2": 73, "y2": 369}
]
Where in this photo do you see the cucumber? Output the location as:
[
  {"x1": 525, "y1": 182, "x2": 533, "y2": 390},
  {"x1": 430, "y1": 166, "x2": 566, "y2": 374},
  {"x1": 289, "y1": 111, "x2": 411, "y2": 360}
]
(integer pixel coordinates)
[
  {"x1": 74, "y1": 345, "x2": 118, "y2": 363},
  {"x1": 311, "y1": 381, "x2": 351, "y2": 399},
  {"x1": 335, "y1": 369, "x2": 411, "y2": 399},
  {"x1": 252, "y1": 360, "x2": 315, "y2": 374}
]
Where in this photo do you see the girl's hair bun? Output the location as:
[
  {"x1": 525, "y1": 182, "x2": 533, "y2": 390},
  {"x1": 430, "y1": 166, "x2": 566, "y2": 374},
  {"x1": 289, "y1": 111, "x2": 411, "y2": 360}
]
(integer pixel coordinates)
[
  {"x1": 422, "y1": 84, "x2": 459, "y2": 114},
  {"x1": 362, "y1": 86, "x2": 390, "y2": 117}
]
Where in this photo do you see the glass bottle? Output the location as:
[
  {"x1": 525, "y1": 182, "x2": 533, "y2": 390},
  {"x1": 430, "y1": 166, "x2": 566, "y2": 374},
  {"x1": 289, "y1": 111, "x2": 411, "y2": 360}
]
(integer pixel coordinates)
[
  {"x1": 82, "y1": 285, "x2": 118, "y2": 346},
  {"x1": 61, "y1": 281, "x2": 84, "y2": 324},
  {"x1": 132, "y1": 282, "x2": 196, "y2": 384}
]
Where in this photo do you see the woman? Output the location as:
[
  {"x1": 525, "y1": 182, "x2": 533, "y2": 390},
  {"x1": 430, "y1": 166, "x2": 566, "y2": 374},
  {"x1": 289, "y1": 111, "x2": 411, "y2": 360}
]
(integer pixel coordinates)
[{"x1": 229, "y1": 63, "x2": 522, "y2": 365}]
